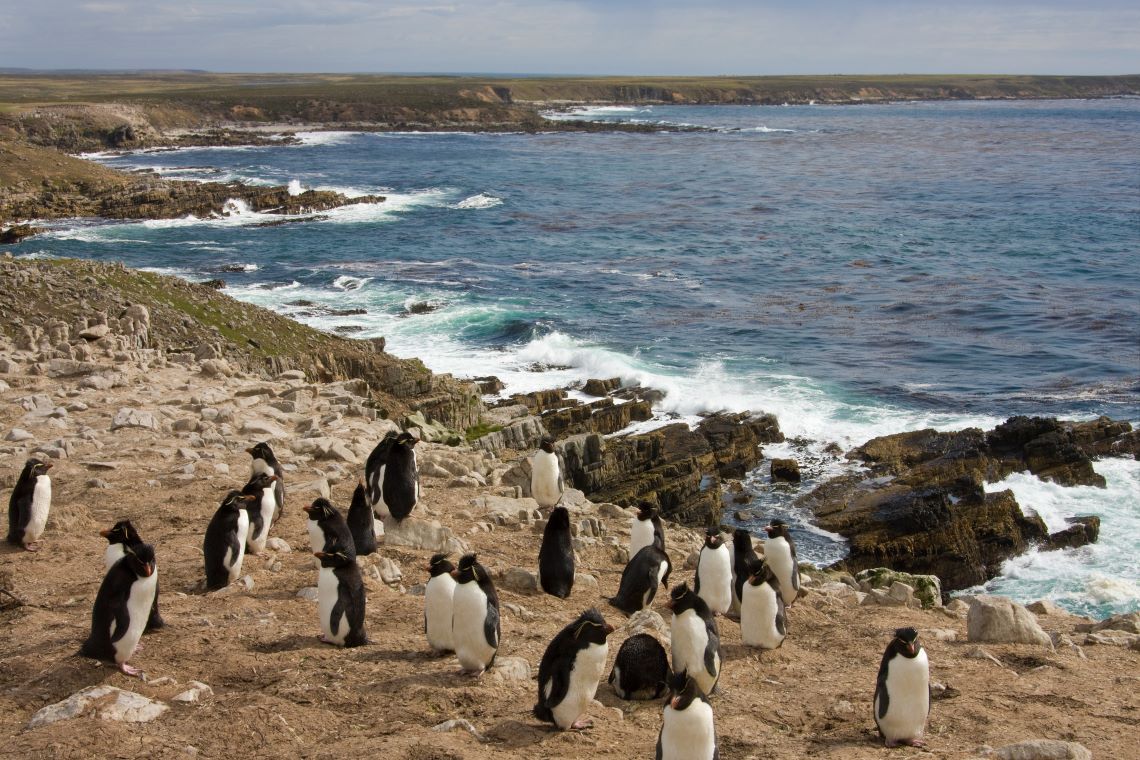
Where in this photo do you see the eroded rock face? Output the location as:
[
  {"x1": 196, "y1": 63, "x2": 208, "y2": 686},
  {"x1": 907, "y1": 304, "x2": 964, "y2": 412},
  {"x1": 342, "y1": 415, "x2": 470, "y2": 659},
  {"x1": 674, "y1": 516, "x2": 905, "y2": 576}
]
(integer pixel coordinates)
[{"x1": 966, "y1": 595, "x2": 1053, "y2": 647}]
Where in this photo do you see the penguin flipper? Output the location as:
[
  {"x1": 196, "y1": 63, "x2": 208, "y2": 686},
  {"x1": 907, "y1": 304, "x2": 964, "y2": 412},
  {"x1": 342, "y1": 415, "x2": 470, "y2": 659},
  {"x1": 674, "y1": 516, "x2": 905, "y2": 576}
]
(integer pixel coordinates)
[
  {"x1": 874, "y1": 650, "x2": 892, "y2": 720},
  {"x1": 775, "y1": 595, "x2": 787, "y2": 636},
  {"x1": 703, "y1": 628, "x2": 721, "y2": 679},
  {"x1": 483, "y1": 601, "x2": 500, "y2": 650},
  {"x1": 655, "y1": 730, "x2": 664, "y2": 760},
  {"x1": 108, "y1": 596, "x2": 131, "y2": 645}
]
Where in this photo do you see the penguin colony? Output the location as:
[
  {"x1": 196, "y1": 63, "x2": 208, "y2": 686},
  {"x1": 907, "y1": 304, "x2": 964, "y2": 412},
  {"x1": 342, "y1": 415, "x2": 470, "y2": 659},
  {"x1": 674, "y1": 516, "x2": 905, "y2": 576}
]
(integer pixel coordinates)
[{"x1": 6, "y1": 432, "x2": 933, "y2": 751}]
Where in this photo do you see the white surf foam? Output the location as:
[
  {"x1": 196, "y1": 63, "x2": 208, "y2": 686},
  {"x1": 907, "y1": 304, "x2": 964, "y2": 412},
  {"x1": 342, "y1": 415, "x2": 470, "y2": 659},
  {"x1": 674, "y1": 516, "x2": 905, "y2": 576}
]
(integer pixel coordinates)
[
  {"x1": 454, "y1": 193, "x2": 503, "y2": 210},
  {"x1": 287, "y1": 179, "x2": 304, "y2": 196},
  {"x1": 293, "y1": 131, "x2": 362, "y2": 147}
]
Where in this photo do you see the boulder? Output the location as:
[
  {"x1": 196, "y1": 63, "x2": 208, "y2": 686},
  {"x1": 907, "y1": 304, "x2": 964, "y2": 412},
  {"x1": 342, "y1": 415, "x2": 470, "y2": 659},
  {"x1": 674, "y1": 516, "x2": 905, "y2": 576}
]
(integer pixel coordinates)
[
  {"x1": 583, "y1": 377, "x2": 622, "y2": 396},
  {"x1": 967, "y1": 595, "x2": 1053, "y2": 646},
  {"x1": 111, "y1": 408, "x2": 159, "y2": 431},
  {"x1": 770, "y1": 457, "x2": 801, "y2": 483},
  {"x1": 383, "y1": 516, "x2": 469, "y2": 554},
  {"x1": 500, "y1": 567, "x2": 539, "y2": 595},
  {"x1": 1043, "y1": 516, "x2": 1100, "y2": 551},
  {"x1": 28, "y1": 686, "x2": 168, "y2": 728},
  {"x1": 855, "y1": 568, "x2": 943, "y2": 608},
  {"x1": 988, "y1": 739, "x2": 1092, "y2": 760}
]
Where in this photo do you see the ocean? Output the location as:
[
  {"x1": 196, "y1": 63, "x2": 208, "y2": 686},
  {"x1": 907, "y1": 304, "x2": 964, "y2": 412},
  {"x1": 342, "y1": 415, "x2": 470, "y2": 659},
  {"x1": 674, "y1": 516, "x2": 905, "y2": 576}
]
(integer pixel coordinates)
[{"x1": 15, "y1": 99, "x2": 1139, "y2": 619}]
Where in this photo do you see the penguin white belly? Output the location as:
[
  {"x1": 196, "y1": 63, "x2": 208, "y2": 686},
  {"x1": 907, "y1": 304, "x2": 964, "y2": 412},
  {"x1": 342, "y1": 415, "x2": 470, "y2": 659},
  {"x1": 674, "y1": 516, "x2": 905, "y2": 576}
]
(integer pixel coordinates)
[
  {"x1": 696, "y1": 546, "x2": 732, "y2": 615},
  {"x1": 317, "y1": 566, "x2": 348, "y2": 645},
  {"x1": 104, "y1": 543, "x2": 126, "y2": 571},
  {"x1": 630, "y1": 519, "x2": 654, "y2": 557},
  {"x1": 550, "y1": 640, "x2": 608, "y2": 729},
  {"x1": 114, "y1": 570, "x2": 157, "y2": 664},
  {"x1": 307, "y1": 518, "x2": 324, "y2": 554},
  {"x1": 531, "y1": 452, "x2": 562, "y2": 508},
  {"x1": 26, "y1": 476, "x2": 51, "y2": 542},
  {"x1": 877, "y1": 650, "x2": 930, "y2": 742},
  {"x1": 641, "y1": 560, "x2": 667, "y2": 608},
  {"x1": 371, "y1": 464, "x2": 391, "y2": 519},
  {"x1": 741, "y1": 582, "x2": 784, "y2": 649},
  {"x1": 225, "y1": 512, "x2": 249, "y2": 582},
  {"x1": 764, "y1": 537, "x2": 799, "y2": 606},
  {"x1": 248, "y1": 489, "x2": 275, "y2": 554},
  {"x1": 425, "y1": 573, "x2": 457, "y2": 651},
  {"x1": 452, "y1": 582, "x2": 496, "y2": 670},
  {"x1": 659, "y1": 699, "x2": 716, "y2": 760},
  {"x1": 672, "y1": 610, "x2": 717, "y2": 695},
  {"x1": 251, "y1": 458, "x2": 273, "y2": 478}
]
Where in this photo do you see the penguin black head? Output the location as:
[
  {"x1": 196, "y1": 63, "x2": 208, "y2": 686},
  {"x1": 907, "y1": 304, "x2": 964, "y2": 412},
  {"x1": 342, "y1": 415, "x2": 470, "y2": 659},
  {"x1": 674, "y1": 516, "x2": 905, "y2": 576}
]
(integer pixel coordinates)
[
  {"x1": 540, "y1": 437, "x2": 556, "y2": 454},
  {"x1": 703, "y1": 527, "x2": 723, "y2": 549},
  {"x1": 666, "y1": 582, "x2": 700, "y2": 614},
  {"x1": 23, "y1": 458, "x2": 52, "y2": 477},
  {"x1": 548, "y1": 506, "x2": 570, "y2": 529},
  {"x1": 123, "y1": 543, "x2": 156, "y2": 578},
  {"x1": 303, "y1": 498, "x2": 339, "y2": 521},
  {"x1": 636, "y1": 501, "x2": 658, "y2": 521},
  {"x1": 453, "y1": 553, "x2": 487, "y2": 584},
  {"x1": 891, "y1": 627, "x2": 922, "y2": 658},
  {"x1": 765, "y1": 520, "x2": 791, "y2": 540},
  {"x1": 221, "y1": 490, "x2": 256, "y2": 511},
  {"x1": 746, "y1": 557, "x2": 774, "y2": 586},
  {"x1": 314, "y1": 546, "x2": 354, "y2": 568},
  {"x1": 427, "y1": 553, "x2": 455, "y2": 577},
  {"x1": 395, "y1": 431, "x2": 418, "y2": 448},
  {"x1": 246, "y1": 442, "x2": 277, "y2": 463},
  {"x1": 733, "y1": 527, "x2": 754, "y2": 546},
  {"x1": 101, "y1": 520, "x2": 141, "y2": 546},
  {"x1": 571, "y1": 608, "x2": 615, "y2": 645},
  {"x1": 243, "y1": 472, "x2": 277, "y2": 494},
  {"x1": 667, "y1": 673, "x2": 705, "y2": 710}
]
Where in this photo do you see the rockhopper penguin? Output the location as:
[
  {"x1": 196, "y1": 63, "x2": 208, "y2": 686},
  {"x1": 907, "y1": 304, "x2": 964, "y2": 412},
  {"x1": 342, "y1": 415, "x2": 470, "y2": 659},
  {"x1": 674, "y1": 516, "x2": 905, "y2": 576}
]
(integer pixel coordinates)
[
  {"x1": 80, "y1": 542, "x2": 158, "y2": 677},
  {"x1": 424, "y1": 553, "x2": 457, "y2": 653},
  {"x1": 531, "y1": 437, "x2": 565, "y2": 510},
  {"x1": 7, "y1": 458, "x2": 52, "y2": 551},
  {"x1": 608, "y1": 544, "x2": 672, "y2": 616},
  {"x1": 630, "y1": 502, "x2": 665, "y2": 557},
  {"x1": 534, "y1": 608, "x2": 614, "y2": 730},
  {"x1": 656, "y1": 673, "x2": 719, "y2": 760},
  {"x1": 668, "y1": 582, "x2": 722, "y2": 697},
  {"x1": 609, "y1": 632, "x2": 671, "y2": 700},
  {"x1": 242, "y1": 471, "x2": 278, "y2": 555},
  {"x1": 203, "y1": 490, "x2": 256, "y2": 590},
  {"x1": 314, "y1": 542, "x2": 368, "y2": 647},
  {"x1": 451, "y1": 553, "x2": 500, "y2": 675},
  {"x1": 763, "y1": 520, "x2": 800, "y2": 607},
  {"x1": 538, "y1": 506, "x2": 575, "y2": 598},
  {"x1": 346, "y1": 480, "x2": 377, "y2": 556},
  {"x1": 101, "y1": 520, "x2": 165, "y2": 632},
  {"x1": 693, "y1": 527, "x2": 732, "y2": 616},
  {"x1": 303, "y1": 497, "x2": 356, "y2": 558},
  {"x1": 246, "y1": 442, "x2": 285, "y2": 518},
  {"x1": 874, "y1": 627, "x2": 930, "y2": 748},
  {"x1": 740, "y1": 557, "x2": 786, "y2": 650}
]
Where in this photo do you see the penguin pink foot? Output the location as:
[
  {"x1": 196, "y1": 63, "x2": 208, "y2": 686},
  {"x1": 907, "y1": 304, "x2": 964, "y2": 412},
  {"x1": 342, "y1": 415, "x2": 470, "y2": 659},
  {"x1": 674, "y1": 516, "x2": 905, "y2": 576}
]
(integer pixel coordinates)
[
  {"x1": 119, "y1": 662, "x2": 143, "y2": 677},
  {"x1": 456, "y1": 667, "x2": 485, "y2": 677},
  {"x1": 570, "y1": 718, "x2": 593, "y2": 730},
  {"x1": 24, "y1": 543, "x2": 40, "y2": 552}
]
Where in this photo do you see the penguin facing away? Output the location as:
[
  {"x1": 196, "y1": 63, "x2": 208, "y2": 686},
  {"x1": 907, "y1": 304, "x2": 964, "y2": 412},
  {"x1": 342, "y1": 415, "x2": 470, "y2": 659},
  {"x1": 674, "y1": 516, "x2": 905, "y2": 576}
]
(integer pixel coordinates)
[
  {"x1": 693, "y1": 528, "x2": 732, "y2": 616},
  {"x1": 656, "y1": 673, "x2": 719, "y2": 760},
  {"x1": 630, "y1": 501, "x2": 665, "y2": 557},
  {"x1": 538, "y1": 506, "x2": 575, "y2": 598},
  {"x1": 534, "y1": 608, "x2": 614, "y2": 730},
  {"x1": 608, "y1": 544, "x2": 672, "y2": 616},
  {"x1": 531, "y1": 437, "x2": 565, "y2": 510},
  {"x1": 203, "y1": 490, "x2": 255, "y2": 590},
  {"x1": 424, "y1": 553, "x2": 457, "y2": 654},
  {"x1": 80, "y1": 543, "x2": 158, "y2": 677},
  {"x1": 382, "y1": 432, "x2": 420, "y2": 521},
  {"x1": 303, "y1": 497, "x2": 356, "y2": 558},
  {"x1": 739, "y1": 557, "x2": 786, "y2": 650},
  {"x1": 246, "y1": 442, "x2": 285, "y2": 518},
  {"x1": 874, "y1": 627, "x2": 930, "y2": 748},
  {"x1": 731, "y1": 527, "x2": 761, "y2": 612},
  {"x1": 101, "y1": 520, "x2": 165, "y2": 632},
  {"x1": 364, "y1": 430, "x2": 399, "y2": 517},
  {"x1": 609, "y1": 632, "x2": 671, "y2": 700},
  {"x1": 451, "y1": 553, "x2": 500, "y2": 675},
  {"x1": 764, "y1": 520, "x2": 800, "y2": 607},
  {"x1": 242, "y1": 471, "x2": 278, "y2": 555},
  {"x1": 346, "y1": 480, "x2": 377, "y2": 556},
  {"x1": 667, "y1": 582, "x2": 721, "y2": 697},
  {"x1": 718, "y1": 525, "x2": 736, "y2": 608},
  {"x1": 7, "y1": 458, "x2": 52, "y2": 551},
  {"x1": 314, "y1": 543, "x2": 368, "y2": 647}
]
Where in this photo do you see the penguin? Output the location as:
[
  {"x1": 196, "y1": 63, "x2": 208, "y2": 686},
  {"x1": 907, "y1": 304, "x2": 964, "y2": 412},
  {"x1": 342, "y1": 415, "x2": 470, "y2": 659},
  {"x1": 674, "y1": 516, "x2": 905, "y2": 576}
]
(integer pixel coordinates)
[
  {"x1": 346, "y1": 480, "x2": 377, "y2": 556},
  {"x1": 739, "y1": 558, "x2": 786, "y2": 650},
  {"x1": 874, "y1": 627, "x2": 930, "y2": 748},
  {"x1": 731, "y1": 528, "x2": 761, "y2": 613},
  {"x1": 531, "y1": 437, "x2": 565, "y2": 510},
  {"x1": 667, "y1": 582, "x2": 721, "y2": 697},
  {"x1": 630, "y1": 501, "x2": 665, "y2": 557},
  {"x1": 314, "y1": 542, "x2": 368, "y2": 647},
  {"x1": 424, "y1": 553, "x2": 457, "y2": 654},
  {"x1": 763, "y1": 520, "x2": 800, "y2": 608},
  {"x1": 79, "y1": 543, "x2": 158, "y2": 677},
  {"x1": 693, "y1": 528, "x2": 732, "y2": 616},
  {"x1": 6, "y1": 458, "x2": 52, "y2": 551},
  {"x1": 381, "y1": 432, "x2": 420, "y2": 521},
  {"x1": 246, "y1": 442, "x2": 285, "y2": 518},
  {"x1": 364, "y1": 430, "x2": 398, "y2": 518},
  {"x1": 451, "y1": 553, "x2": 500, "y2": 675},
  {"x1": 303, "y1": 497, "x2": 356, "y2": 558},
  {"x1": 656, "y1": 673, "x2": 718, "y2": 760},
  {"x1": 537, "y1": 505, "x2": 574, "y2": 598},
  {"x1": 242, "y1": 471, "x2": 278, "y2": 555},
  {"x1": 100, "y1": 520, "x2": 165, "y2": 632},
  {"x1": 534, "y1": 608, "x2": 614, "y2": 730},
  {"x1": 609, "y1": 632, "x2": 671, "y2": 700},
  {"x1": 608, "y1": 544, "x2": 672, "y2": 616},
  {"x1": 203, "y1": 490, "x2": 256, "y2": 590}
]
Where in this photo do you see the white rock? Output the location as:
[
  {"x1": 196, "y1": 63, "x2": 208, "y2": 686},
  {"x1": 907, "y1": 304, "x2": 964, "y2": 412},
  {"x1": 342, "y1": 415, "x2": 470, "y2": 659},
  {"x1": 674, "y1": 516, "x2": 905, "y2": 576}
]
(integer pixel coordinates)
[
  {"x1": 432, "y1": 718, "x2": 486, "y2": 742},
  {"x1": 383, "y1": 516, "x2": 469, "y2": 554},
  {"x1": 79, "y1": 324, "x2": 110, "y2": 341},
  {"x1": 967, "y1": 595, "x2": 1053, "y2": 647},
  {"x1": 266, "y1": 537, "x2": 291, "y2": 553},
  {"x1": 296, "y1": 587, "x2": 319, "y2": 601},
  {"x1": 28, "y1": 686, "x2": 168, "y2": 728},
  {"x1": 171, "y1": 681, "x2": 213, "y2": 704},
  {"x1": 376, "y1": 557, "x2": 403, "y2": 585},
  {"x1": 490, "y1": 656, "x2": 530, "y2": 682},
  {"x1": 5, "y1": 428, "x2": 33, "y2": 442},
  {"x1": 241, "y1": 419, "x2": 287, "y2": 438},
  {"x1": 989, "y1": 739, "x2": 1092, "y2": 760},
  {"x1": 111, "y1": 408, "x2": 159, "y2": 431},
  {"x1": 500, "y1": 567, "x2": 538, "y2": 595}
]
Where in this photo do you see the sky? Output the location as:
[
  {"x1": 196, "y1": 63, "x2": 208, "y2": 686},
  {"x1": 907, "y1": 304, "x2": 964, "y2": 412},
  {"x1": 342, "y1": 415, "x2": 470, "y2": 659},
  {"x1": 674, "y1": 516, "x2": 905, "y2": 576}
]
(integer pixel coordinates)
[{"x1": 1, "y1": 0, "x2": 1137, "y2": 75}]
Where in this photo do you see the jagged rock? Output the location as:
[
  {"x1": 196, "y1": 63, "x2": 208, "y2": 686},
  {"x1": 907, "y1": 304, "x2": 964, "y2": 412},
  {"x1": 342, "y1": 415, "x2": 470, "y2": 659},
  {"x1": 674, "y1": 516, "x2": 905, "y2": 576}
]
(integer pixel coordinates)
[
  {"x1": 625, "y1": 609, "x2": 670, "y2": 642},
  {"x1": 967, "y1": 595, "x2": 1052, "y2": 646},
  {"x1": 500, "y1": 567, "x2": 538, "y2": 595},
  {"x1": 988, "y1": 739, "x2": 1092, "y2": 760},
  {"x1": 770, "y1": 457, "x2": 801, "y2": 483},
  {"x1": 1025, "y1": 600, "x2": 1066, "y2": 616},
  {"x1": 28, "y1": 686, "x2": 168, "y2": 728},
  {"x1": 472, "y1": 415, "x2": 548, "y2": 454},
  {"x1": 78, "y1": 323, "x2": 110, "y2": 341},
  {"x1": 111, "y1": 408, "x2": 159, "y2": 431},
  {"x1": 583, "y1": 377, "x2": 622, "y2": 396},
  {"x1": 855, "y1": 568, "x2": 943, "y2": 608},
  {"x1": 382, "y1": 516, "x2": 468, "y2": 554},
  {"x1": 171, "y1": 682, "x2": 213, "y2": 704},
  {"x1": 5, "y1": 428, "x2": 33, "y2": 442},
  {"x1": 432, "y1": 718, "x2": 487, "y2": 742},
  {"x1": 1074, "y1": 611, "x2": 1140, "y2": 634},
  {"x1": 490, "y1": 656, "x2": 531, "y2": 682},
  {"x1": 1044, "y1": 516, "x2": 1100, "y2": 551}
]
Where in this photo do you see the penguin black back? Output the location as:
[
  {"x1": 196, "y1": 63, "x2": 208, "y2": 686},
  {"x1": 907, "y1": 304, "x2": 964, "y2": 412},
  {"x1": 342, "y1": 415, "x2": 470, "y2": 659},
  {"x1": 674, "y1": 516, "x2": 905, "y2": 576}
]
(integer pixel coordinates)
[
  {"x1": 7, "y1": 457, "x2": 52, "y2": 549},
  {"x1": 382, "y1": 432, "x2": 420, "y2": 520},
  {"x1": 203, "y1": 490, "x2": 255, "y2": 590},
  {"x1": 534, "y1": 608, "x2": 614, "y2": 726},
  {"x1": 456, "y1": 552, "x2": 500, "y2": 654},
  {"x1": 609, "y1": 544, "x2": 672, "y2": 615},
  {"x1": 246, "y1": 442, "x2": 285, "y2": 517},
  {"x1": 346, "y1": 480, "x2": 377, "y2": 556},
  {"x1": 80, "y1": 543, "x2": 157, "y2": 665},
  {"x1": 732, "y1": 528, "x2": 760, "y2": 605},
  {"x1": 609, "y1": 633, "x2": 671, "y2": 700},
  {"x1": 304, "y1": 497, "x2": 356, "y2": 558},
  {"x1": 315, "y1": 543, "x2": 369, "y2": 647},
  {"x1": 538, "y1": 506, "x2": 575, "y2": 598},
  {"x1": 364, "y1": 431, "x2": 398, "y2": 508},
  {"x1": 100, "y1": 520, "x2": 164, "y2": 632}
]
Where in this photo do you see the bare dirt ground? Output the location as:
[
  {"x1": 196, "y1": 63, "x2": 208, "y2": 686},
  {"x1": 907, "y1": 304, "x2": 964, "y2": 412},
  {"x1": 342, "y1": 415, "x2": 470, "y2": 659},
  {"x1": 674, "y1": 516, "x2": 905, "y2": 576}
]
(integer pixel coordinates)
[{"x1": 1, "y1": 354, "x2": 1136, "y2": 760}]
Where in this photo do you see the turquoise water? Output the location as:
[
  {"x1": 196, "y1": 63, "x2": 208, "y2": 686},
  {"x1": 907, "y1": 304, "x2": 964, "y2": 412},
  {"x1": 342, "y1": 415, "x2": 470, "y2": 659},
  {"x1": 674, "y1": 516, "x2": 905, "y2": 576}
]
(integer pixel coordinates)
[{"x1": 14, "y1": 99, "x2": 1139, "y2": 617}]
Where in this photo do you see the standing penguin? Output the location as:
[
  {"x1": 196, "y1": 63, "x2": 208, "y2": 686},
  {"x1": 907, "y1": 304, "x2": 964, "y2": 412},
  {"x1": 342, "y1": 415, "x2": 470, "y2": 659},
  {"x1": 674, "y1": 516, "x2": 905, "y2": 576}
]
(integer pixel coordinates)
[
  {"x1": 6, "y1": 458, "x2": 52, "y2": 551},
  {"x1": 531, "y1": 437, "x2": 565, "y2": 510},
  {"x1": 101, "y1": 520, "x2": 164, "y2": 632},
  {"x1": 874, "y1": 627, "x2": 930, "y2": 748},
  {"x1": 740, "y1": 558, "x2": 786, "y2": 650},
  {"x1": 203, "y1": 490, "x2": 256, "y2": 590},
  {"x1": 609, "y1": 633, "x2": 671, "y2": 700},
  {"x1": 381, "y1": 432, "x2": 420, "y2": 521},
  {"x1": 764, "y1": 521, "x2": 800, "y2": 608},
  {"x1": 246, "y1": 442, "x2": 285, "y2": 518},
  {"x1": 731, "y1": 528, "x2": 761, "y2": 613},
  {"x1": 693, "y1": 528, "x2": 732, "y2": 616},
  {"x1": 656, "y1": 674, "x2": 718, "y2": 760},
  {"x1": 608, "y1": 544, "x2": 672, "y2": 616},
  {"x1": 630, "y1": 502, "x2": 665, "y2": 557},
  {"x1": 314, "y1": 542, "x2": 368, "y2": 647},
  {"x1": 346, "y1": 480, "x2": 377, "y2": 556},
  {"x1": 80, "y1": 543, "x2": 158, "y2": 677},
  {"x1": 451, "y1": 553, "x2": 500, "y2": 675},
  {"x1": 538, "y1": 506, "x2": 574, "y2": 598},
  {"x1": 534, "y1": 608, "x2": 614, "y2": 730},
  {"x1": 424, "y1": 553, "x2": 457, "y2": 654},
  {"x1": 364, "y1": 431, "x2": 398, "y2": 518},
  {"x1": 303, "y1": 497, "x2": 356, "y2": 558},
  {"x1": 668, "y1": 583, "x2": 721, "y2": 697},
  {"x1": 242, "y1": 472, "x2": 278, "y2": 555}
]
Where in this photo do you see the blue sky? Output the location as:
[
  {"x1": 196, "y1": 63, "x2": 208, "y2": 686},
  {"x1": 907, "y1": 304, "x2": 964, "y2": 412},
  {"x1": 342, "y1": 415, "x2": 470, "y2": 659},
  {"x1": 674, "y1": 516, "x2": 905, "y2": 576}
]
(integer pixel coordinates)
[{"x1": 1, "y1": 1, "x2": 1137, "y2": 75}]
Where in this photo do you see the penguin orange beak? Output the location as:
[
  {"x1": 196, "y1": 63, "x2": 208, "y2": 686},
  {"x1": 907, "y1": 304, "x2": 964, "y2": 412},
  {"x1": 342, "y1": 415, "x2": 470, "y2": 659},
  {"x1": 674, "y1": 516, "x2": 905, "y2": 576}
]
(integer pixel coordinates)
[
  {"x1": 313, "y1": 552, "x2": 326, "y2": 559},
  {"x1": 302, "y1": 503, "x2": 314, "y2": 514},
  {"x1": 670, "y1": 695, "x2": 681, "y2": 709},
  {"x1": 142, "y1": 562, "x2": 154, "y2": 577},
  {"x1": 42, "y1": 462, "x2": 53, "y2": 470},
  {"x1": 268, "y1": 475, "x2": 278, "y2": 482},
  {"x1": 449, "y1": 569, "x2": 459, "y2": 579},
  {"x1": 99, "y1": 528, "x2": 112, "y2": 538},
  {"x1": 604, "y1": 623, "x2": 615, "y2": 634},
  {"x1": 245, "y1": 447, "x2": 254, "y2": 454},
  {"x1": 241, "y1": 494, "x2": 258, "y2": 503}
]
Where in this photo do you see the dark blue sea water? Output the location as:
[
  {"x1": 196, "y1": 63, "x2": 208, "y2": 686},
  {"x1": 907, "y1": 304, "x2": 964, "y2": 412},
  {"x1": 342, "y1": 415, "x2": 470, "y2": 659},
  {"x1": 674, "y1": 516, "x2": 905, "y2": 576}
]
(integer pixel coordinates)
[{"x1": 14, "y1": 99, "x2": 1140, "y2": 617}]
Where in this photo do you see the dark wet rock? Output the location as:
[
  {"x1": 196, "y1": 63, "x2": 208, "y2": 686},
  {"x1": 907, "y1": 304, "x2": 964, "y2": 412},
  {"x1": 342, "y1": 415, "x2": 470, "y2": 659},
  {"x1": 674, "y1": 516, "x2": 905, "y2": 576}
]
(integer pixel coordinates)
[
  {"x1": 1044, "y1": 516, "x2": 1100, "y2": 551},
  {"x1": 473, "y1": 376, "x2": 505, "y2": 395},
  {"x1": 0, "y1": 224, "x2": 44, "y2": 244},
  {"x1": 770, "y1": 457, "x2": 801, "y2": 483},
  {"x1": 542, "y1": 396, "x2": 653, "y2": 438},
  {"x1": 201, "y1": 279, "x2": 226, "y2": 290},
  {"x1": 401, "y1": 300, "x2": 443, "y2": 316},
  {"x1": 583, "y1": 377, "x2": 621, "y2": 396}
]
